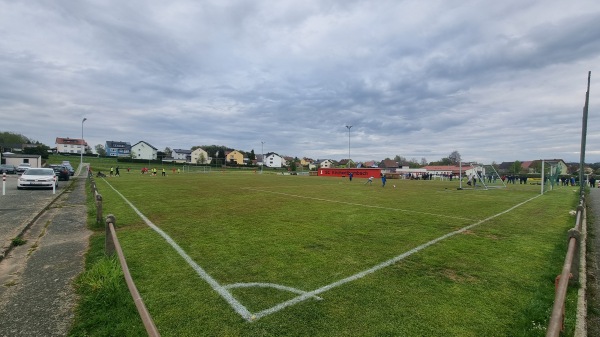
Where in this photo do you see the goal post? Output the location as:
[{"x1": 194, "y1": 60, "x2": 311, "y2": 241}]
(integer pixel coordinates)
[
  {"x1": 182, "y1": 165, "x2": 212, "y2": 174},
  {"x1": 458, "y1": 162, "x2": 506, "y2": 190}
]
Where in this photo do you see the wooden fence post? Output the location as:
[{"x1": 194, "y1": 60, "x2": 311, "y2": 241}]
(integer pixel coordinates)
[
  {"x1": 105, "y1": 214, "x2": 116, "y2": 256},
  {"x1": 96, "y1": 193, "x2": 103, "y2": 224}
]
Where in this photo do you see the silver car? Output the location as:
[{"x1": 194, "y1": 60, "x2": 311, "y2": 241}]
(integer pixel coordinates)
[
  {"x1": 17, "y1": 168, "x2": 57, "y2": 189},
  {"x1": 16, "y1": 163, "x2": 31, "y2": 173}
]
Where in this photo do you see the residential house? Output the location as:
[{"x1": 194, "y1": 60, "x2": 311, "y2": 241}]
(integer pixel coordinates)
[
  {"x1": 264, "y1": 152, "x2": 284, "y2": 168},
  {"x1": 362, "y1": 160, "x2": 379, "y2": 168},
  {"x1": 191, "y1": 148, "x2": 210, "y2": 164},
  {"x1": 337, "y1": 159, "x2": 355, "y2": 168},
  {"x1": 105, "y1": 141, "x2": 131, "y2": 157},
  {"x1": 529, "y1": 159, "x2": 568, "y2": 175},
  {"x1": 423, "y1": 165, "x2": 462, "y2": 177},
  {"x1": 283, "y1": 156, "x2": 295, "y2": 167},
  {"x1": 313, "y1": 159, "x2": 335, "y2": 169},
  {"x1": 171, "y1": 149, "x2": 192, "y2": 163},
  {"x1": 56, "y1": 137, "x2": 87, "y2": 155},
  {"x1": 225, "y1": 150, "x2": 244, "y2": 165},
  {"x1": 379, "y1": 159, "x2": 399, "y2": 172},
  {"x1": 300, "y1": 157, "x2": 313, "y2": 167},
  {"x1": 131, "y1": 141, "x2": 158, "y2": 160}
]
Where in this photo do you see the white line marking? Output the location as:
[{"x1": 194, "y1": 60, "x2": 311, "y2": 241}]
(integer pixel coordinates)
[
  {"x1": 241, "y1": 187, "x2": 474, "y2": 221},
  {"x1": 224, "y1": 282, "x2": 323, "y2": 300},
  {"x1": 103, "y1": 179, "x2": 542, "y2": 321},
  {"x1": 251, "y1": 193, "x2": 543, "y2": 319},
  {"x1": 103, "y1": 180, "x2": 255, "y2": 320}
]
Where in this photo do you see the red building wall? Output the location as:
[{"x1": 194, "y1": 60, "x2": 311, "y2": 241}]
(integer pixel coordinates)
[{"x1": 317, "y1": 168, "x2": 382, "y2": 178}]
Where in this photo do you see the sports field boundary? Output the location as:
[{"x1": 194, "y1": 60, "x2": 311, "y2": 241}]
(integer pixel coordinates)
[{"x1": 101, "y1": 178, "x2": 544, "y2": 322}]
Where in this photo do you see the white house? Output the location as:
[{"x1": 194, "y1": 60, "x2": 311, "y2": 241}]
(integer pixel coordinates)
[
  {"x1": 171, "y1": 149, "x2": 192, "y2": 163},
  {"x1": 264, "y1": 152, "x2": 283, "y2": 168},
  {"x1": 131, "y1": 141, "x2": 158, "y2": 160},
  {"x1": 191, "y1": 148, "x2": 210, "y2": 164},
  {"x1": 55, "y1": 137, "x2": 86, "y2": 155},
  {"x1": 319, "y1": 159, "x2": 335, "y2": 168}
]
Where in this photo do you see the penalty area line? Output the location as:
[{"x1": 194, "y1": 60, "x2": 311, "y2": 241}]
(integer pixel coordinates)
[{"x1": 252, "y1": 192, "x2": 544, "y2": 320}]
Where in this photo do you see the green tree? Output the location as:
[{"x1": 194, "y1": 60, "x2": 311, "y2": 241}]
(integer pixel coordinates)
[
  {"x1": 197, "y1": 153, "x2": 206, "y2": 165},
  {"x1": 0, "y1": 131, "x2": 31, "y2": 144},
  {"x1": 95, "y1": 144, "x2": 107, "y2": 157},
  {"x1": 23, "y1": 145, "x2": 51, "y2": 159},
  {"x1": 511, "y1": 160, "x2": 522, "y2": 174}
]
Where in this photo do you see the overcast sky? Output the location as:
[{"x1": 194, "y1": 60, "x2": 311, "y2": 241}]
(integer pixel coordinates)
[{"x1": 1, "y1": 0, "x2": 599, "y2": 164}]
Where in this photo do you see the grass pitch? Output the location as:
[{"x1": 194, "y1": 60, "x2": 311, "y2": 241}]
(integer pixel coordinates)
[{"x1": 71, "y1": 171, "x2": 580, "y2": 336}]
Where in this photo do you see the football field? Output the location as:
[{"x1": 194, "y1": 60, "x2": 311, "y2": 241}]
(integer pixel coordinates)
[{"x1": 74, "y1": 172, "x2": 579, "y2": 336}]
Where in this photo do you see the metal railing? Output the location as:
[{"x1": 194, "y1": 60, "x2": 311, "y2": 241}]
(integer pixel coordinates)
[{"x1": 546, "y1": 196, "x2": 585, "y2": 337}]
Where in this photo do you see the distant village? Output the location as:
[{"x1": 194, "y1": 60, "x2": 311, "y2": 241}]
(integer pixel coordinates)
[{"x1": 1, "y1": 135, "x2": 598, "y2": 178}]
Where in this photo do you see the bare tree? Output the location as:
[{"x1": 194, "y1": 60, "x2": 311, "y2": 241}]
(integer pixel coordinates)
[{"x1": 448, "y1": 150, "x2": 461, "y2": 165}]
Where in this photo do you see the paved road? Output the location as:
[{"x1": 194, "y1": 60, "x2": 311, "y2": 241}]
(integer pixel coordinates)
[
  {"x1": 0, "y1": 170, "x2": 90, "y2": 337},
  {"x1": 0, "y1": 173, "x2": 70, "y2": 260},
  {"x1": 586, "y1": 187, "x2": 600, "y2": 336}
]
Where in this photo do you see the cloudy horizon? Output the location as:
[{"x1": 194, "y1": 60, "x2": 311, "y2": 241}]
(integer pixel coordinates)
[{"x1": 1, "y1": 0, "x2": 599, "y2": 164}]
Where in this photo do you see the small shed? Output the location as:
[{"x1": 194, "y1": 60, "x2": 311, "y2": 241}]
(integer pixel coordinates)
[{"x1": 2, "y1": 153, "x2": 42, "y2": 168}]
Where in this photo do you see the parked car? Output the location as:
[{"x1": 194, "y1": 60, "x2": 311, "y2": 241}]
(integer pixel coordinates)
[
  {"x1": 17, "y1": 168, "x2": 57, "y2": 189},
  {"x1": 16, "y1": 163, "x2": 31, "y2": 173},
  {"x1": 0, "y1": 164, "x2": 16, "y2": 174},
  {"x1": 63, "y1": 164, "x2": 75, "y2": 176},
  {"x1": 49, "y1": 165, "x2": 70, "y2": 181}
]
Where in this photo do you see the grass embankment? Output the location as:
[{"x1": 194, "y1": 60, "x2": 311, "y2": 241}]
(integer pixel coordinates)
[{"x1": 70, "y1": 166, "x2": 580, "y2": 336}]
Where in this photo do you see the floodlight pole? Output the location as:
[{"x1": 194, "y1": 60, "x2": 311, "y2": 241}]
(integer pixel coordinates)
[
  {"x1": 261, "y1": 141, "x2": 265, "y2": 174},
  {"x1": 346, "y1": 125, "x2": 352, "y2": 166},
  {"x1": 81, "y1": 117, "x2": 87, "y2": 169}
]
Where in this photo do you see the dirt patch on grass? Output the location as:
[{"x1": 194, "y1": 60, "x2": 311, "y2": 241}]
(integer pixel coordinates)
[{"x1": 442, "y1": 268, "x2": 477, "y2": 283}]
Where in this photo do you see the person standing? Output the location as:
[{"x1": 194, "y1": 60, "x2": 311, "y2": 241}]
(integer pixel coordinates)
[
  {"x1": 109, "y1": 166, "x2": 114, "y2": 177},
  {"x1": 162, "y1": 168, "x2": 166, "y2": 176},
  {"x1": 381, "y1": 174, "x2": 387, "y2": 187},
  {"x1": 349, "y1": 172, "x2": 353, "y2": 181}
]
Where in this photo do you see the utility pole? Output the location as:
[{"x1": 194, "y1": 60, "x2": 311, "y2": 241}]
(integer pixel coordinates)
[
  {"x1": 346, "y1": 125, "x2": 352, "y2": 166},
  {"x1": 579, "y1": 71, "x2": 591, "y2": 196},
  {"x1": 81, "y1": 117, "x2": 87, "y2": 169}
]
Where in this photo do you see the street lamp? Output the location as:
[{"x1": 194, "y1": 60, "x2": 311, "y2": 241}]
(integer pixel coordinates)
[
  {"x1": 261, "y1": 141, "x2": 265, "y2": 174},
  {"x1": 81, "y1": 117, "x2": 87, "y2": 169},
  {"x1": 345, "y1": 125, "x2": 352, "y2": 166}
]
